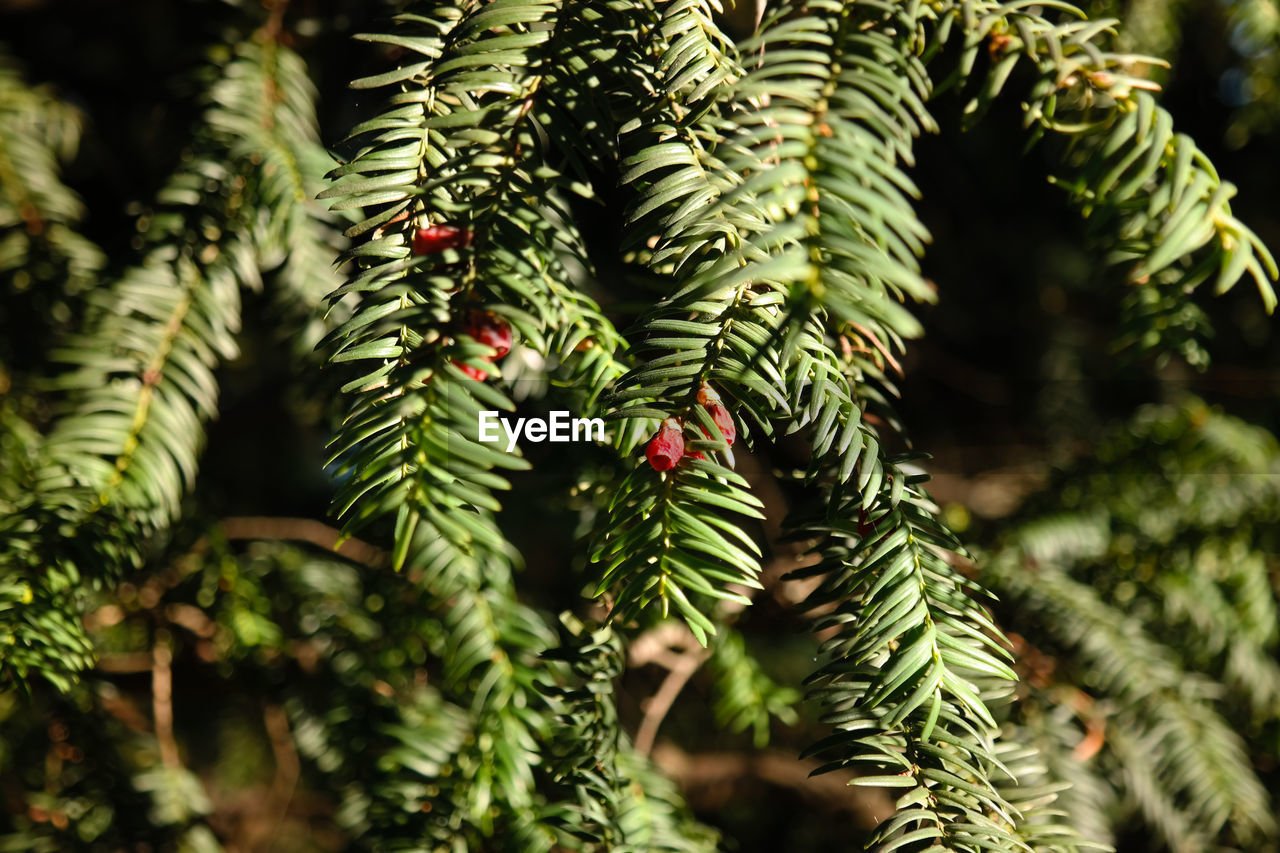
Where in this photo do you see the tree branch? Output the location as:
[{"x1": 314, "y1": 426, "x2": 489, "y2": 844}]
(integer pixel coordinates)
[
  {"x1": 151, "y1": 634, "x2": 180, "y2": 768},
  {"x1": 651, "y1": 742, "x2": 895, "y2": 829},
  {"x1": 633, "y1": 643, "x2": 710, "y2": 757}
]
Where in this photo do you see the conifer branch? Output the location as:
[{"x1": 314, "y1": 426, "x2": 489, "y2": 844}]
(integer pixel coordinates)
[
  {"x1": 944, "y1": 0, "x2": 1278, "y2": 366},
  {"x1": 1, "y1": 33, "x2": 339, "y2": 691},
  {"x1": 982, "y1": 400, "x2": 1280, "y2": 848}
]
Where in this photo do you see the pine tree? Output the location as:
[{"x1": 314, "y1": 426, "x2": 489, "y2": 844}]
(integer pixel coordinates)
[{"x1": 1, "y1": 0, "x2": 1277, "y2": 851}]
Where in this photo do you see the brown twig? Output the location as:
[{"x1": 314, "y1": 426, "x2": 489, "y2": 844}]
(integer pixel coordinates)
[
  {"x1": 627, "y1": 621, "x2": 695, "y2": 669},
  {"x1": 629, "y1": 623, "x2": 709, "y2": 757},
  {"x1": 848, "y1": 321, "x2": 904, "y2": 378},
  {"x1": 96, "y1": 685, "x2": 152, "y2": 733},
  {"x1": 1073, "y1": 714, "x2": 1107, "y2": 762},
  {"x1": 89, "y1": 516, "x2": 383, "y2": 671},
  {"x1": 218, "y1": 516, "x2": 386, "y2": 567},
  {"x1": 151, "y1": 635, "x2": 180, "y2": 768},
  {"x1": 260, "y1": 0, "x2": 289, "y2": 42},
  {"x1": 258, "y1": 703, "x2": 301, "y2": 853},
  {"x1": 633, "y1": 644, "x2": 710, "y2": 757},
  {"x1": 124, "y1": 514, "x2": 383, "y2": 619},
  {"x1": 165, "y1": 603, "x2": 217, "y2": 638},
  {"x1": 96, "y1": 652, "x2": 154, "y2": 673},
  {"x1": 652, "y1": 742, "x2": 894, "y2": 829}
]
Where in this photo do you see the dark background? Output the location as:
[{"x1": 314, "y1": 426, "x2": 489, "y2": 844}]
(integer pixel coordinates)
[{"x1": 1, "y1": 0, "x2": 1277, "y2": 850}]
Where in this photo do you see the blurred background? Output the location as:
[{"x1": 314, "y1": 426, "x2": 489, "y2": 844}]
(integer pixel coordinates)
[{"x1": 1, "y1": 0, "x2": 1278, "y2": 850}]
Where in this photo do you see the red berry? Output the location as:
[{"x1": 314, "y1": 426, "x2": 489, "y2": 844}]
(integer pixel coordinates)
[
  {"x1": 707, "y1": 402, "x2": 735, "y2": 446},
  {"x1": 646, "y1": 418, "x2": 685, "y2": 471},
  {"x1": 452, "y1": 359, "x2": 488, "y2": 381},
  {"x1": 467, "y1": 310, "x2": 512, "y2": 358},
  {"x1": 413, "y1": 224, "x2": 473, "y2": 255},
  {"x1": 856, "y1": 508, "x2": 883, "y2": 541},
  {"x1": 695, "y1": 383, "x2": 735, "y2": 446}
]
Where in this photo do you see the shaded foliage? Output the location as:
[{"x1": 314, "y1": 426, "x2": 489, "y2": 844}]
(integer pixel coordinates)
[{"x1": 0, "y1": 0, "x2": 1277, "y2": 851}]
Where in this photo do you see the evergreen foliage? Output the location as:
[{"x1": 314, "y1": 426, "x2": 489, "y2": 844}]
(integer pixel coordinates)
[
  {"x1": 984, "y1": 399, "x2": 1280, "y2": 851},
  {"x1": 0, "y1": 0, "x2": 1277, "y2": 851}
]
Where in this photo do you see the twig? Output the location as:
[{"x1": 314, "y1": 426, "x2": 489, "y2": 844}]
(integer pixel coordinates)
[
  {"x1": 629, "y1": 622, "x2": 708, "y2": 757},
  {"x1": 633, "y1": 643, "x2": 710, "y2": 757},
  {"x1": 627, "y1": 621, "x2": 695, "y2": 669},
  {"x1": 218, "y1": 516, "x2": 386, "y2": 567},
  {"x1": 258, "y1": 703, "x2": 301, "y2": 853},
  {"x1": 259, "y1": 0, "x2": 289, "y2": 41},
  {"x1": 651, "y1": 742, "x2": 894, "y2": 829},
  {"x1": 87, "y1": 516, "x2": 385, "y2": 636},
  {"x1": 1073, "y1": 715, "x2": 1107, "y2": 762},
  {"x1": 848, "y1": 321, "x2": 905, "y2": 378},
  {"x1": 152, "y1": 635, "x2": 180, "y2": 768},
  {"x1": 165, "y1": 603, "x2": 216, "y2": 638},
  {"x1": 96, "y1": 685, "x2": 152, "y2": 733},
  {"x1": 96, "y1": 652, "x2": 154, "y2": 673}
]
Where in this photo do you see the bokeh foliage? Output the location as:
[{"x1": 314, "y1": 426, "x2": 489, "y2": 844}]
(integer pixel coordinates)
[{"x1": 1, "y1": 0, "x2": 1278, "y2": 851}]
